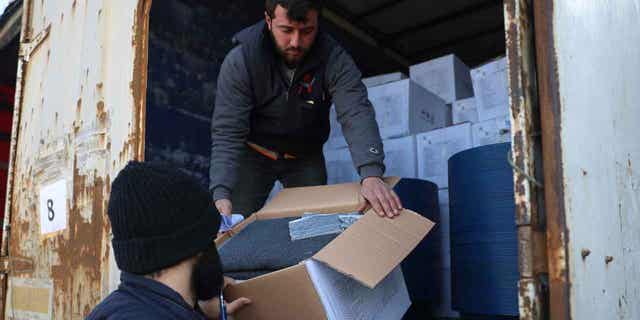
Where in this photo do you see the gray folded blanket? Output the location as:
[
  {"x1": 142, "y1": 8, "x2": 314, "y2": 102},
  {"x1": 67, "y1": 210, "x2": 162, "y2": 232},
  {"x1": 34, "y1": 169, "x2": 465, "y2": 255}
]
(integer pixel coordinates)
[{"x1": 219, "y1": 217, "x2": 339, "y2": 274}]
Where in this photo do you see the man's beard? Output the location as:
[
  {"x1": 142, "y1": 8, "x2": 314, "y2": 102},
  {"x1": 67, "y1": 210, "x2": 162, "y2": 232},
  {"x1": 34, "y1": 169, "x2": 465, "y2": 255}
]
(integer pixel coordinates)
[
  {"x1": 192, "y1": 244, "x2": 224, "y2": 301},
  {"x1": 270, "y1": 31, "x2": 309, "y2": 68}
]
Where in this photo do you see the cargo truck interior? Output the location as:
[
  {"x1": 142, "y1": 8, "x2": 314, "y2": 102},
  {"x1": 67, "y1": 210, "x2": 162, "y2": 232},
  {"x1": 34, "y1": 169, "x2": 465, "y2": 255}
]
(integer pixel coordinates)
[
  {"x1": 144, "y1": 1, "x2": 514, "y2": 320},
  {"x1": 144, "y1": 0, "x2": 506, "y2": 185},
  {"x1": 1, "y1": 1, "x2": 637, "y2": 319}
]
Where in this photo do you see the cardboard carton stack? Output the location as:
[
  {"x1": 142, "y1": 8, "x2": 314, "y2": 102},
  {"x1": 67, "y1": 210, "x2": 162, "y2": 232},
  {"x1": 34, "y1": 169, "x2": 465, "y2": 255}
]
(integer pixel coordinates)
[
  {"x1": 324, "y1": 64, "x2": 455, "y2": 184},
  {"x1": 409, "y1": 54, "x2": 474, "y2": 105}
]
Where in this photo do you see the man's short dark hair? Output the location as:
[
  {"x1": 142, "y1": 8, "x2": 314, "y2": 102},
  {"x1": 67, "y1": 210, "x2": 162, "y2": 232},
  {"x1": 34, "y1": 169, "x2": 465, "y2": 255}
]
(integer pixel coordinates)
[{"x1": 265, "y1": 0, "x2": 323, "y2": 22}]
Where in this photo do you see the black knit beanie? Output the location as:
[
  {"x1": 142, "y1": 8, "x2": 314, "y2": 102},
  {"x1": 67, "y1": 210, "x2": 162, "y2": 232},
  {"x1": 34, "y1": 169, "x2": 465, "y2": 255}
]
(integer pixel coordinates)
[{"x1": 108, "y1": 161, "x2": 221, "y2": 275}]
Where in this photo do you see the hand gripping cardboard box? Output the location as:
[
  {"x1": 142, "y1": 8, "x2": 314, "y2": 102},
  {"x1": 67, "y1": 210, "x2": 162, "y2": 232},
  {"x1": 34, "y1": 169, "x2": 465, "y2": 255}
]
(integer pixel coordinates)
[{"x1": 216, "y1": 178, "x2": 435, "y2": 320}]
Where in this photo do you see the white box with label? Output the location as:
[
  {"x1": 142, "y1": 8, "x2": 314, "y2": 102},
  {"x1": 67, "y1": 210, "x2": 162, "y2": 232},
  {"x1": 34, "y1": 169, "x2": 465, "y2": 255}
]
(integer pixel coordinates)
[
  {"x1": 368, "y1": 79, "x2": 451, "y2": 139},
  {"x1": 471, "y1": 116, "x2": 511, "y2": 147},
  {"x1": 324, "y1": 147, "x2": 359, "y2": 185},
  {"x1": 417, "y1": 123, "x2": 473, "y2": 189},
  {"x1": 382, "y1": 136, "x2": 418, "y2": 179},
  {"x1": 410, "y1": 54, "x2": 474, "y2": 104},
  {"x1": 471, "y1": 57, "x2": 509, "y2": 121},
  {"x1": 452, "y1": 97, "x2": 479, "y2": 124}
]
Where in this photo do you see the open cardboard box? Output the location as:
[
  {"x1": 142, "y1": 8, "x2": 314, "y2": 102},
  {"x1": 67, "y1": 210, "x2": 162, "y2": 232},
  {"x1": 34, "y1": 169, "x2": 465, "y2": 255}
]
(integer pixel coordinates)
[{"x1": 216, "y1": 178, "x2": 435, "y2": 320}]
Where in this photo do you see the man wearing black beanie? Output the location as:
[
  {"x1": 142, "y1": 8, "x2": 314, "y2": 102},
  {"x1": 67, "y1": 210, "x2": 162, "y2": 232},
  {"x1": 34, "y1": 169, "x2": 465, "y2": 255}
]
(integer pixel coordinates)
[{"x1": 87, "y1": 161, "x2": 250, "y2": 319}]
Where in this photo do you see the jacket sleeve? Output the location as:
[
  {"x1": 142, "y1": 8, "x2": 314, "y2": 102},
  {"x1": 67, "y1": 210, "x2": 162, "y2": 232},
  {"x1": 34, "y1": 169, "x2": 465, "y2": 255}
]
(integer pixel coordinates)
[
  {"x1": 209, "y1": 46, "x2": 254, "y2": 201},
  {"x1": 326, "y1": 47, "x2": 386, "y2": 179}
]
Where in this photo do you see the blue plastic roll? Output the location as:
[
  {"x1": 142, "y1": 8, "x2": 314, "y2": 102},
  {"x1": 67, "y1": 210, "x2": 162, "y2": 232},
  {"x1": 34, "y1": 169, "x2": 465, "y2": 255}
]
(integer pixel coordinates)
[
  {"x1": 394, "y1": 178, "x2": 442, "y2": 303},
  {"x1": 448, "y1": 143, "x2": 519, "y2": 317}
]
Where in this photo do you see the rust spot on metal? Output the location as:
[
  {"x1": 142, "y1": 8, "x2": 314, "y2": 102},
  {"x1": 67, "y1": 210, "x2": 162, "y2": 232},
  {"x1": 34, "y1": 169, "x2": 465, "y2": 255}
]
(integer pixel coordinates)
[
  {"x1": 131, "y1": 0, "x2": 151, "y2": 161},
  {"x1": 605, "y1": 256, "x2": 614, "y2": 264},
  {"x1": 76, "y1": 98, "x2": 82, "y2": 113},
  {"x1": 534, "y1": 0, "x2": 571, "y2": 317},
  {"x1": 97, "y1": 101, "x2": 107, "y2": 124},
  {"x1": 581, "y1": 248, "x2": 591, "y2": 260},
  {"x1": 49, "y1": 156, "x2": 108, "y2": 318},
  {"x1": 506, "y1": 3, "x2": 550, "y2": 318},
  {"x1": 518, "y1": 277, "x2": 547, "y2": 320},
  {"x1": 0, "y1": 255, "x2": 35, "y2": 274}
]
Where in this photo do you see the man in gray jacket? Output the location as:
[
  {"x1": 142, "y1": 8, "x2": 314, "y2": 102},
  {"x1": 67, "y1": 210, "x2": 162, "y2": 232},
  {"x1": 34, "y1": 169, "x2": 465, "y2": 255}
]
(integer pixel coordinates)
[{"x1": 210, "y1": 0, "x2": 402, "y2": 218}]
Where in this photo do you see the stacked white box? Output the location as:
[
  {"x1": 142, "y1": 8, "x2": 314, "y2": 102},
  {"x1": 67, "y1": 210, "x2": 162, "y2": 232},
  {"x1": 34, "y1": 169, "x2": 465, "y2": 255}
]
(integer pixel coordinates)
[
  {"x1": 409, "y1": 54, "x2": 474, "y2": 104},
  {"x1": 452, "y1": 97, "x2": 479, "y2": 124},
  {"x1": 471, "y1": 57, "x2": 509, "y2": 121},
  {"x1": 368, "y1": 79, "x2": 451, "y2": 139},
  {"x1": 471, "y1": 115, "x2": 511, "y2": 147},
  {"x1": 324, "y1": 147, "x2": 359, "y2": 185},
  {"x1": 362, "y1": 72, "x2": 407, "y2": 88},
  {"x1": 382, "y1": 136, "x2": 418, "y2": 179},
  {"x1": 417, "y1": 123, "x2": 473, "y2": 189}
]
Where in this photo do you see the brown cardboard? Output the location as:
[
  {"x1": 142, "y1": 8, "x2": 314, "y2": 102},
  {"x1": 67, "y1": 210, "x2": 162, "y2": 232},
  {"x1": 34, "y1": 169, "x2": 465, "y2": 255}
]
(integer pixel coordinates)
[
  {"x1": 257, "y1": 182, "x2": 363, "y2": 218},
  {"x1": 215, "y1": 214, "x2": 257, "y2": 247},
  {"x1": 257, "y1": 177, "x2": 402, "y2": 218},
  {"x1": 313, "y1": 209, "x2": 435, "y2": 288},
  {"x1": 225, "y1": 264, "x2": 326, "y2": 320},
  {"x1": 219, "y1": 178, "x2": 433, "y2": 319}
]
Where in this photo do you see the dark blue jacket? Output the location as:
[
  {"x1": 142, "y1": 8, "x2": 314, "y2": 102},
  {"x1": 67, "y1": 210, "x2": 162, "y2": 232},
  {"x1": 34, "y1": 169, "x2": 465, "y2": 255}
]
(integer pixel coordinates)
[{"x1": 86, "y1": 272, "x2": 207, "y2": 320}]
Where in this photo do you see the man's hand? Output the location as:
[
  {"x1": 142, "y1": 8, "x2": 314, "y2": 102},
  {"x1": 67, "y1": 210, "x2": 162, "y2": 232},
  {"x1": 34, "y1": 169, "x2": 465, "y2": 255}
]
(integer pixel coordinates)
[
  {"x1": 215, "y1": 199, "x2": 233, "y2": 216},
  {"x1": 359, "y1": 177, "x2": 403, "y2": 218},
  {"x1": 199, "y1": 277, "x2": 251, "y2": 319}
]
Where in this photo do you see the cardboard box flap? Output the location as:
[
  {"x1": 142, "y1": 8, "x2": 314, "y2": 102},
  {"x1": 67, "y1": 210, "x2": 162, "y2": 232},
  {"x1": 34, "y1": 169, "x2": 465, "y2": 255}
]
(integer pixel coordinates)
[
  {"x1": 257, "y1": 177, "x2": 402, "y2": 219},
  {"x1": 225, "y1": 264, "x2": 326, "y2": 320},
  {"x1": 257, "y1": 182, "x2": 362, "y2": 218},
  {"x1": 312, "y1": 209, "x2": 434, "y2": 288}
]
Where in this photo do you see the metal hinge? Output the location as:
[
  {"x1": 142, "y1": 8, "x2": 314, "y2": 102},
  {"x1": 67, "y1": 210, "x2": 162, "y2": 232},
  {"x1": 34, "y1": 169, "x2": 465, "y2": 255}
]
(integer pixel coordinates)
[
  {"x1": 0, "y1": 255, "x2": 35, "y2": 275},
  {"x1": 19, "y1": 24, "x2": 51, "y2": 62}
]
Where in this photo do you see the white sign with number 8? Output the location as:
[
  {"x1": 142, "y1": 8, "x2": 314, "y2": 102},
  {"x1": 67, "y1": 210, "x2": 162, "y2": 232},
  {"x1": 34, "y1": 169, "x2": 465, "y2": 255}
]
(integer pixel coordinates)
[{"x1": 39, "y1": 179, "x2": 68, "y2": 235}]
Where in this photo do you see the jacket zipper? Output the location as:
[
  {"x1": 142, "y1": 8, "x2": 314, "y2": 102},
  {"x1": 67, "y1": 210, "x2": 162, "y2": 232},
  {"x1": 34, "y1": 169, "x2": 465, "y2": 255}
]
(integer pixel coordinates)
[{"x1": 286, "y1": 69, "x2": 296, "y2": 102}]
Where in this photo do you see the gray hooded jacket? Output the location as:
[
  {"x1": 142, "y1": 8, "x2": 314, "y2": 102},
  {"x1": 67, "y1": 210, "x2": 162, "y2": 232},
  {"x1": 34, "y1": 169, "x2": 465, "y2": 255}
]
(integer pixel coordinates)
[{"x1": 210, "y1": 21, "x2": 385, "y2": 200}]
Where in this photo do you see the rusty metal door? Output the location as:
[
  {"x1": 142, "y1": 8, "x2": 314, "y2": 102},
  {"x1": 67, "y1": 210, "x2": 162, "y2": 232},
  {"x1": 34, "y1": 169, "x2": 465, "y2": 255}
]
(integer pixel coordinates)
[
  {"x1": 533, "y1": 1, "x2": 640, "y2": 320},
  {"x1": 504, "y1": 1, "x2": 548, "y2": 319},
  {"x1": 0, "y1": 0, "x2": 150, "y2": 318}
]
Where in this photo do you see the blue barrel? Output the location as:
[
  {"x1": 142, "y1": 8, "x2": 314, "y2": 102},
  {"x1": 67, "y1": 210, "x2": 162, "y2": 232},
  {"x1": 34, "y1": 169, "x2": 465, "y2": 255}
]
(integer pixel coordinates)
[
  {"x1": 448, "y1": 143, "x2": 519, "y2": 317},
  {"x1": 394, "y1": 178, "x2": 442, "y2": 304}
]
